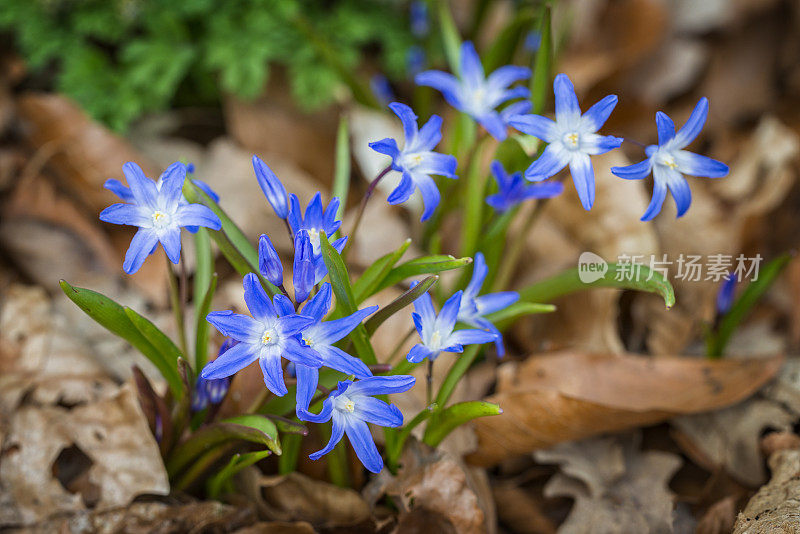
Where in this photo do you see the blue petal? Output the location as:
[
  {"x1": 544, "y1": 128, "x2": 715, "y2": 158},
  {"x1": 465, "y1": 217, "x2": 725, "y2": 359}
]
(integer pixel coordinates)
[
  {"x1": 287, "y1": 194, "x2": 303, "y2": 234},
  {"x1": 206, "y1": 310, "x2": 262, "y2": 341},
  {"x1": 159, "y1": 228, "x2": 182, "y2": 264},
  {"x1": 407, "y1": 344, "x2": 434, "y2": 363},
  {"x1": 304, "y1": 192, "x2": 324, "y2": 229},
  {"x1": 175, "y1": 204, "x2": 221, "y2": 230},
  {"x1": 258, "y1": 234, "x2": 284, "y2": 287},
  {"x1": 158, "y1": 162, "x2": 186, "y2": 212},
  {"x1": 279, "y1": 313, "x2": 316, "y2": 337},
  {"x1": 103, "y1": 179, "x2": 134, "y2": 202},
  {"x1": 387, "y1": 171, "x2": 415, "y2": 204},
  {"x1": 415, "y1": 70, "x2": 463, "y2": 109},
  {"x1": 448, "y1": 328, "x2": 498, "y2": 346},
  {"x1": 611, "y1": 159, "x2": 653, "y2": 180},
  {"x1": 499, "y1": 100, "x2": 533, "y2": 125},
  {"x1": 459, "y1": 41, "x2": 485, "y2": 88},
  {"x1": 309, "y1": 410, "x2": 345, "y2": 458},
  {"x1": 523, "y1": 181, "x2": 564, "y2": 200},
  {"x1": 122, "y1": 162, "x2": 158, "y2": 208},
  {"x1": 553, "y1": 74, "x2": 581, "y2": 126},
  {"x1": 674, "y1": 150, "x2": 729, "y2": 178},
  {"x1": 273, "y1": 294, "x2": 295, "y2": 317},
  {"x1": 524, "y1": 143, "x2": 570, "y2": 181},
  {"x1": 312, "y1": 305, "x2": 377, "y2": 345},
  {"x1": 315, "y1": 345, "x2": 372, "y2": 378},
  {"x1": 414, "y1": 114, "x2": 444, "y2": 151},
  {"x1": 477, "y1": 112, "x2": 508, "y2": 141},
  {"x1": 412, "y1": 311, "x2": 425, "y2": 337},
  {"x1": 580, "y1": 94, "x2": 618, "y2": 132},
  {"x1": 495, "y1": 86, "x2": 530, "y2": 107},
  {"x1": 655, "y1": 112, "x2": 676, "y2": 146},
  {"x1": 283, "y1": 337, "x2": 323, "y2": 367},
  {"x1": 353, "y1": 396, "x2": 403, "y2": 427},
  {"x1": 294, "y1": 364, "x2": 319, "y2": 417},
  {"x1": 508, "y1": 114, "x2": 558, "y2": 143},
  {"x1": 123, "y1": 228, "x2": 159, "y2": 274},
  {"x1": 437, "y1": 290, "x2": 462, "y2": 335},
  {"x1": 568, "y1": 153, "x2": 595, "y2": 210},
  {"x1": 347, "y1": 375, "x2": 416, "y2": 396},
  {"x1": 666, "y1": 172, "x2": 692, "y2": 217},
  {"x1": 190, "y1": 179, "x2": 220, "y2": 203},
  {"x1": 416, "y1": 153, "x2": 457, "y2": 178},
  {"x1": 673, "y1": 97, "x2": 708, "y2": 149},
  {"x1": 252, "y1": 155, "x2": 289, "y2": 218},
  {"x1": 490, "y1": 161, "x2": 510, "y2": 190},
  {"x1": 464, "y1": 252, "x2": 488, "y2": 300},
  {"x1": 579, "y1": 133, "x2": 623, "y2": 156},
  {"x1": 389, "y1": 102, "x2": 418, "y2": 144},
  {"x1": 487, "y1": 65, "x2": 531, "y2": 91},
  {"x1": 474, "y1": 291, "x2": 519, "y2": 315},
  {"x1": 300, "y1": 395, "x2": 334, "y2": 424},
  {"x1": 300, "y1": 282, "x2": 332, "y2": 322},
  {"x1": 369, "y1": 138, "x2": 400, "y2": 160},
  {"x1": 99, "y1": 203, "x2": 149, "y2": 227},
  {"x1": 413, "y1": 290, "x2": 436, "y2": 325},
  {"x1": 201, "y1": 342, "x2": 259, "y2": 379},
  {"x1": 415, "y1": 173, "x2": 441, "y2": 221},
  {"x1": 293, "y1": 231, "x2": 315, "y2": 303},
  {"x1": 243, "y1": 272, "x2": 276, "y2": 321},
  {"x1": 322, "y1": 197, "x2": 341, "y2": 231},
  {"x1": 260, "y1": 353, "x2": 288, "y2": 396},
  {"x1": 641, "y1": 170, "x2": 669, "y2": 221},
  {"x1": 344, "y1": 418, "x2": 383, "y2": 473}
]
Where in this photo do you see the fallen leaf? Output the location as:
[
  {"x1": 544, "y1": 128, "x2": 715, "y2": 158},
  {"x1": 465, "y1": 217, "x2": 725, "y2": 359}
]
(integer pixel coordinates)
[
  {"x1": 695, "y1": 497, "x2": 737, "y2": 534},
  {"x1": 733, "y1": 449, "x2": 800, "y2": 533},
  {"x1": 467, "y1": 351, "x2": 782, "y2": 465},
  {"x1": 536, "y1": 433, "x2": 682, "y2": 534},
  {"x1": 492, "y1": 482, "x2": 557, "y2": 534}
]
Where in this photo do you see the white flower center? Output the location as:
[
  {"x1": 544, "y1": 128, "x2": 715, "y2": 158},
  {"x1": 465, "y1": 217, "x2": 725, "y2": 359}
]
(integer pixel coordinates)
[
  {"x1": 429, "y1": 330, "x2": 442, "y2": 350},
  {"x1": 563, "y1": 132, "x2": 580, "y2": 149},
  {"x1": 657, "y1": 153, "x2": 678, "y2": 169},
  {"x1": 306, "y1": 228, "x2": 321, "y2": 253},
  {"x1": 343, "y1": 400, "x2": 355, "y2": 413},
  {"x1": 151, "y1": 210, "x2": 171, "y2": 229},
  {"x1": 260, "y1": 329, "x2": 276, "y2": 345},
  {"x1": 400, "y1": 152, "x2": 425, "y2": 171},
  {"x1": 302, "y1": 336, "x2": 314, "y2": 347}
]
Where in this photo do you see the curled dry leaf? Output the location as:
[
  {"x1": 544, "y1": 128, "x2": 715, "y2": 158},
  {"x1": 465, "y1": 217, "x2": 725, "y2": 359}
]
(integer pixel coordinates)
[
  {"x1": 467, "y1": 351, "x2": 783, "y2": 466},
  {"x1": 536, "y1": 433, "x2": 682, "y2": 534},
  {"x1": 733, "y1": 449, "x2": 800, "y2": 533},
  {"x1": 363, "y1": 439, "x2": 495, "y2": 534}
]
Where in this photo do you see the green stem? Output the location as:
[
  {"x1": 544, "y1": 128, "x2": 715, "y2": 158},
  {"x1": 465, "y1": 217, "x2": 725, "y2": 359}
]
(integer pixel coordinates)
[
  {"x1": 343, "y1": 165, "x2": 391, "y2": 261},
  {"x1": 166, "y1": 255, "x2": 188, "y2": 358},
  {"x1": 434, "y1": 345, "x2": 480, "y2": 408},
  {"x1": 386, "y1": 404, "x2": 437, "y2": 469},
  {"x1": 173, "y1": 443, "x2": 234, "y2": 492},
  {"x1": 492, "y1": 196, "x2": 552, "y2": 291}
]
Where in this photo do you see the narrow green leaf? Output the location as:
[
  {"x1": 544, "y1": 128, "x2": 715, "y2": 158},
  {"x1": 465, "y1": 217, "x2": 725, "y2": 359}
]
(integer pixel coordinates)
[
  {"x1": 386, "y1": 403, "x2": 437, "y2": 469},
  {"x1": 529, "y1": 4, "x2": 552, "y2": 114},
  {"x1": 423, "y1": 401, "x2": 502, "y2": 447},
  {"x1": 60, "y1": 281, "x2": 183, "y2": 398},
  {"x1": 437, "y1": 0, "x2": 462, "y2": 74},
  {"x1": 123, "y1": 307, "x2": 183, "y2": 371},
  {"x1": 519, "y1": 262, "x2": 676, "y2": 309},
  {"x1": 484, "y1": 301, "x2": 556, "y2": 329},
  {"x1": 376, "y1": 255, "x2": 473, "y2": 293},
  {"x1": 353, "y1": 238, "x2": 412, "y2": 303},
  {"x1": 166, "y1": 418, "x2": 280, "y2": 477},
  {"x1": 206, "y1": 450, "x2": 272, "y2": 499},
  {"x1": 320, "y1": 232, "x2": 377, "y2": 364},
  {"x1": 483, "y1": 10, "x2": 536, "y2": 72},
  {"x1": 460, "y1": 139, "x2": 491, "y2": 258},
  {"x1": 707, "y1": 254, "x2": 792, "y2": 358},
  {"x1": 278, "y1": 433, "x2": 302, "y2": 475},
  {"x1": 332, "y1": 116, "x2": 350, "y2": 226},
  {"x1": 193, "y1": 228, "x2": 214, "y2": 370},
  {"x1": 365, "y1": 275, "x2": 438, "y2": 336},
  {"x1": 264, "y1": 415, "x2": 309, "y2": 436},
  {"x1": 194, "y1": 273, "x2": 218, "y2": 372},
  {"x1": 223, "y1": 414, "x2": 281, "y2": 453},
  {"x1": 435, "y1": 344, "x2": 480, "y2": 408}
]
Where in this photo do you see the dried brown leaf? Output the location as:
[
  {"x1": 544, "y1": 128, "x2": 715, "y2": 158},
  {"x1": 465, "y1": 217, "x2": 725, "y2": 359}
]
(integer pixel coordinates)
[{"x1": 467, "y1": 351, "x2": 782, "y2": 465}]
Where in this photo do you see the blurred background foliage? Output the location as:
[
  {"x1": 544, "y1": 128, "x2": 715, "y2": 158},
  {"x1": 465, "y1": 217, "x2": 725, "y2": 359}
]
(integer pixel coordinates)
[{"x1": 0, "y1": 0, "x2": 416, "y2": 131}]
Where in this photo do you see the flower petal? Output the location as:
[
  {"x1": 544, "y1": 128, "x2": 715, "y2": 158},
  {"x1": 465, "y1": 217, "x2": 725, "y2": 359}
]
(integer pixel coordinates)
[
  {"x1": 344, "y1": 418, "x2": 383, "y2": 473},
  {"x1": 673, "y1": 97, "x2": 708, "y2": 149},
  {"x1": 413, "y1": 289, "x2": 436, "y2": 325},
  {"x1": 103, "y1": 179, "x2": 134, "y2": 202},
  {"x1": 389, "y1": 102, "x2": 419, "y2": 144},
  {"x1": 508, "y1": 114, "x2": 558, "y2": 143},
  {"x1": 311, "y1": 305, "x2": 377, "y2": 345},
  {"x1": 260, "y1": 352, "x2": 288, "y2": 396},
  {"x1": 673, "y1": 150, "x2": 729, "y2": 178},
  {"x1": 611, "y1": 158, "x2": 653, "y2": 180},
  {"x1": 415, "y1": 152, "x2": 457, "y2": 178},
  {"x1": 414, "y1": 114, "x2": 444, "y2": 151},
  {"x1": 283, "y1": 338, "x2": 323, "y2": 367},
  {"x1": 524, "y1": 142, "x2": 570, "y2": 181},
  {"x1": 448, "y1": 328, "x2": 498, "y2": 346},
  {"x1": 300, "y1": 282, "x2": 332, "y2": 322},
  {"x1": 487, "y1": 65, "x2": 531, "y2": 91},
  {"x1": 477, "y1": 112, "x2": 508, "y2": 141},
  {"x1": 523, "y1": 181, "x2": 564, "y2": 200},
  {"x1": 347, "y1": 375, "x2": 416, "y2": 396},
  {"x1": 414, "y1": 70, "x2": 463, "y2": 109},
  {"x1": 122, "y1": 162, "x2": 158, "y2": 208},
  {"x1": 387, "y1": 171, "x2": 416, "y2": 205},
  {"x1": 175, "y1": 204, "x2": 221, "y2": 230},
  {"x1": 252, "y1": 155, "x2": 289, "y2": 218},
  {"x1": 579, "y1": 133, "x2": 623, "y2": 155},
  {"x1": 273, "y1": 294, "x2": 295, "y2": 317},
  {"x1": 407, "y1": 344, "x2": 434, "y2": 363},
  {"x1": 655, "y1": 111, "x2": 676, "y2": 146},
  {"x1": 99, "y1": 203, "x2": 150, "y2": 227},
  {"x1": 243, "y1": 272, "x2": 276, "y2": 321},
  {"x1": 294, "y1": 364, "x2": 319, "y2": 416},
  {"x1": 464, "y1": 252, "x2": 488, "y2": 300},
  {"x1": 309, "y1": 410, "x2": 345, "y2": 459},
  {"x1": 315, "y1": 345, "x2": 372, "y2": 378},
  {"x1": 580, "y1": 94, "x2": 618, "y2": 132},
  {"x1": 207, "y1": 310, "x2": 262, "y2": 341},
  {"x1": 459, "y1": 41, "x2": 484, "y2": 88},
  {"x1": 641, "y1": 169, "x2": 669, "y2": 221},
  {"x1": 474, "y1": 291, "x2": 519, "y2": 315},
  {"x1": 415, "y1": 173, "x2": 441, "y2": 221},
  {"x1": 436, "y1": 290, "x2": 462, "y2": 336},
  {"x1": 665, "y1": 170, "x2": 692, "y2": 217},
  {"x1": 353, "y1": 396, "x2": 403, "y2": 427},
  {"x1": 159, "y1": 228, "x2": 182, "y2": 264},
  {"x1": 158, "y1": 162, "x2": 186, "y2": 212},
  {"x1": 568, "y1": 153, "x2": 596, "y2": 210},
  {"x1": 122, "y1": 229, "x2": 159, "y2": 274},
  {"x1": 553, "y1": 73, "x2": 581, "y2": 126},
  {"x1": 201, "y1": 342, "x2": 259, "y2": 379}
]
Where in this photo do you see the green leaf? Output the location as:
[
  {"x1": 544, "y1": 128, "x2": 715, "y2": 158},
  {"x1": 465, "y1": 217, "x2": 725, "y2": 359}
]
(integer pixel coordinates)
[
  {"x1": 320, "y1": 231, "x2": 377, "y2": 364},
  {"x1": 206, "y1": 450, "x2": 272, "y2": 499},
  {"x1": 459, "y1": 138, "x2": 491, "y2": 258},
  {"x1": 375, "y1": 255, "x2": 473, "y2": 293},
  {"x1": 437, "y1": 0, "x2": 462, "y2": 75},
  {"x1": 484, "y1": 301, "x2": 556, "y2": 330},
  {"x1": 385, "y1": 403, "x2": 437, "y2": 469},
  {"x1": 423, "y1": 401, "x2": 502, "y2": 448},
  {"x1": 519, "y1": 263, "x2": 676, "y2": 309},
  {"x1": 166, "y1": 415, "x2": 281, "y2": 477},
  {"x1": 264, "y1": 415, "x2": 309, "y2": 436},
  {"x1": 332, "y1": 115, "x2": 350, "y2": 228},
  {"x1": 364, "y1": 275, "x2": 438, "y2": 336},
  {"x1": 194, "y1": 273, "x2": 218, "y2": 372},
  {"x1": 60, "y1": 280, "x2": 183, "y2": 398},
  {"x1": 123, "y1": 307, "x2": 183, "y2": 371},
  {"x1": 353, "y1": 238, "x2": 412, "y2": 303},
  {"x1": 529, "y1": 4, "x2": 552, "y2": 114},
  {"x1": 707, "y1": 254, "x2": 792, "y2": 358},
  {"x1": 434, "y1": 345, "x2": 481, "y2": 408}
]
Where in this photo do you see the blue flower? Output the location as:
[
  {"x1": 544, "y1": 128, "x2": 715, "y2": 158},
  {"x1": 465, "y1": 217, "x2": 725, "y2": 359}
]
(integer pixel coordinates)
[
  {"x1": 369, "y1": 102, "x2": 457, "y2": 221},
  {"x1": 292, "y1": 283, "x2": 378, "y2": 418},
  {"x1": 407, "y1": 289, "x2": 498, "y2": 363},
  {"x1": 301, "y1": 375, "x2": 416, "y2": 473},
  {"x1": 202, "y1": 273, "x2": 322, "y2": 396},
  {"x1": 371, "y1": 74, "x2": 395, "y2": 106},
  {"x1": 192, "y1": 339, "x2": 234, "y2": 412},
  {"x1": 287, "y1": 192, "x2": 342, "y2": 256},
  {"x1": 486, "y1": 160, "x2": 564, "y2": 213},
  {"x1": 253, "y1": 155, "x2": 289, "y2": 219},
  {"x1": 457, "y1": 252, "x2": 519, "y2": 357},
  {"x1": 509, "y1": 73, "x2": 622, "y2": 210},
  {"x1": 610, "y1": 98, "x2": 729, "y2": 221},
  {"x1": 716, "y1": 274, "x2": 737, "y2": 316},
  {"x1": 524, "y1": 30, "x2": 542, "y2": 52},
  {"x1": 100, "y1": 162, "x2": 221, "y2": 274},
  {"x1": 416, "y1": 41, "x2": 531, "y2": 141},
  {"x1": 410, "y1": 0, "x2": 429, "y2": 37},
  {"x1": 258, "y1": 234, "x2": 283, "y2": 287},
  {"x1": 293, "y1": 230, "x2": 316, "y2": 304},
  {"x1": 407, "y1": 46, "x2": 426, "y2": 76}
]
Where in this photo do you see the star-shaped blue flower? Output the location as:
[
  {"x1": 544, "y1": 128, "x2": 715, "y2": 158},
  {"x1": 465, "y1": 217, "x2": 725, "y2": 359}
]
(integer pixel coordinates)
[
  {"x1": 287, "y1": 193, "x2": 347, "y2": 285},
  {"x1": 509, "y1": 73, "x2": 623, "y2": 210},
  {"x1": 202, "y1": 273, "x2": 322, "y2": 396},
  {"x1": 99, "y1": 162, "x2": 221, "y2": 274},
  {"x1": 611, "y1": 98, "x2": 729, "y2": 221},
  {"x1": 457, "y1": 252, "x2": 519, "y2": 356},
  {"x1": 300, "y1": 375, "x2": 416, "y2": 473},
  {"x1": 416, "y1": 41, "x2": 531, "y2": 141},
  {"x1": 485, "y1": 160, "x2": 564, "y2": 213},
  {"x1": 406, "y1": 289, "x2": 498, "y2": 363},
  {"x1": 369, "y1": 102, "x2": 457, "y2": 221},
  {"x1": 291, "y1": 283, "x2": 378, "y2": 418}
]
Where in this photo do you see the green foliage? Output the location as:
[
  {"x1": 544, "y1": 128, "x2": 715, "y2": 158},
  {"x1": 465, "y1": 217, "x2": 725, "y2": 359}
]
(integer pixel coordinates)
[{"x1": 1, "y1": 0, "x2": 415, "y2": 130}]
